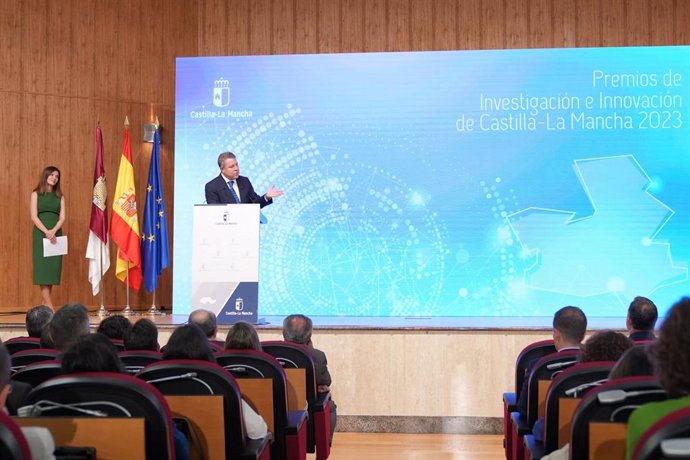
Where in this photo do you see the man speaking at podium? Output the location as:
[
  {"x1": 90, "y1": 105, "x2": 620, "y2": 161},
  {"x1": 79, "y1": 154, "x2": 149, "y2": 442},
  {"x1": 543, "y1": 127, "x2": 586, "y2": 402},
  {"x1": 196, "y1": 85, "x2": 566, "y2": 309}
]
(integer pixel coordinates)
[{"x1": 205, "y1": 152, "x2": 283, "y2": 205}]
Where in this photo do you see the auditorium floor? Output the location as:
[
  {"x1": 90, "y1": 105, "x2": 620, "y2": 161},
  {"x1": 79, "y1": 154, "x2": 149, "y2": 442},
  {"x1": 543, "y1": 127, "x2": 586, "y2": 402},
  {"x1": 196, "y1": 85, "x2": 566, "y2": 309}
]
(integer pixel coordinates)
[{"x1": 317, "y1": 433, "x2": 504, "y2": 459}]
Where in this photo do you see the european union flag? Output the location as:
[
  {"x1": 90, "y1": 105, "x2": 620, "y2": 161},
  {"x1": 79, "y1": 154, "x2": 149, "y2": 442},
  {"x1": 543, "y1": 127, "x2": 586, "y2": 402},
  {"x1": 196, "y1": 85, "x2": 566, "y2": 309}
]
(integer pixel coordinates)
[{"x1": 141, "y1": 129, "x2": 170, "y2": 292}]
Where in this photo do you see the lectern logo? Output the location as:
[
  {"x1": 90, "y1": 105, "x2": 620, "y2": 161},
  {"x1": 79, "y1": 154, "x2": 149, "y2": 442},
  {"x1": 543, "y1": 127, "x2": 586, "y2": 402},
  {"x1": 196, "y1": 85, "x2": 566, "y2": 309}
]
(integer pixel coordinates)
[{"x1": 213, "y1": 78, "x2": 230, "y2": 107}]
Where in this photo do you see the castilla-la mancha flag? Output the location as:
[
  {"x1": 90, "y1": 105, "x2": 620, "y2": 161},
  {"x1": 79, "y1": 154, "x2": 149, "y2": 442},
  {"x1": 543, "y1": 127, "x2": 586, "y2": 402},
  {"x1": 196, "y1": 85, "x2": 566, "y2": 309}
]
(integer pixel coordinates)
[
  {"x1": 110, "y1": 121, "x2": 142, "y2": 291},
  {"x1": 85, "y1": 125, "x2": 110, "y2": 295}
]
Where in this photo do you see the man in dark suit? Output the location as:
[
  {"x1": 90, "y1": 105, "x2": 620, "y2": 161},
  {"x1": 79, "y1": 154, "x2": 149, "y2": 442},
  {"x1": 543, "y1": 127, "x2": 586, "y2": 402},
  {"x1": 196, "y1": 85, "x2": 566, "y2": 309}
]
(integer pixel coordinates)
[
  {"x1": 205, "y1": 151, "x2": 283, "y2": 205},
  {"x1": 516, "y1": 305, "x2": 586, "y2": 417},
  {"x1": 626, "y1": 296, "x2": 657, "y2": 341},
  {"x1": 283, "y1": 314, "x2": 337, "y2": 444}
]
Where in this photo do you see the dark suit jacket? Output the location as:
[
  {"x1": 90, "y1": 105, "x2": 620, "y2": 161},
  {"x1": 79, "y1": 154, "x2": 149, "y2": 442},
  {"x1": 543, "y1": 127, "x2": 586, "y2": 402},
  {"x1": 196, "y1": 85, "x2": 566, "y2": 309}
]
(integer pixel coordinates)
[
  {"x1": 204, "y1": 174, "x2": 272, "y2": 208},
  {"x1": 629, "y1": 330, "x2": 655, "y2": 341}
]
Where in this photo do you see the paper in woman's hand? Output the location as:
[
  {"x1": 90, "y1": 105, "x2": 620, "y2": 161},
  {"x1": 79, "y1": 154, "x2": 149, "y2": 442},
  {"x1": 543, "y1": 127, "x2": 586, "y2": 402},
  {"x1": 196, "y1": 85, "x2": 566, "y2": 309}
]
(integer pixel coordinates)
[{"x1": 43, "y1": 236, "x2": 68, "y2": 257}]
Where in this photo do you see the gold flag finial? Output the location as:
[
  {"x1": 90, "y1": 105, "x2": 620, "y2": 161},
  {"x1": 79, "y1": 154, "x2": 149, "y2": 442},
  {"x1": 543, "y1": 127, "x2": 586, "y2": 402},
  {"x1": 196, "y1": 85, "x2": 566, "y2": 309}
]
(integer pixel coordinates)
[{"x1": 124, "y1": 116, "x2": 130, "y2": 128}]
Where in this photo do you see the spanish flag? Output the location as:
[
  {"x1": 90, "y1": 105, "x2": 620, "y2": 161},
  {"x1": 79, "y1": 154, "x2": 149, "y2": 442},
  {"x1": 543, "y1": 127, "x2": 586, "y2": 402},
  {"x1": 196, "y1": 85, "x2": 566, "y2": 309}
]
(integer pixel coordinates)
[{"x1": 110, "y1": 120, "x2": 142, "y2": 291}]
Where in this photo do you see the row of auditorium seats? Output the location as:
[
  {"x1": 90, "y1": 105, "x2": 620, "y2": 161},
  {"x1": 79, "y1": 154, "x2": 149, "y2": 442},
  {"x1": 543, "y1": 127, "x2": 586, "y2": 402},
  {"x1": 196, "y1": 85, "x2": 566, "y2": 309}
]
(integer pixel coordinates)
[
  {"x1": 2, "y1": 339, "x2": 333, "y2": 460},
  {"x1": 503, "y1": 339, "x2": 690, "y2": 460}
]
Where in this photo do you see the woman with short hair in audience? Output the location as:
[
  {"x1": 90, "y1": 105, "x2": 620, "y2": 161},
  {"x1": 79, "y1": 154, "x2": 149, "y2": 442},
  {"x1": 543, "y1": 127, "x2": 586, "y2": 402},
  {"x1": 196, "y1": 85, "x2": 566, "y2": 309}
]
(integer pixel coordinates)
[
  {"x1": 61, "y1": 333, "x2": 189, "y2": 460},
  {"x1": 626, "y1": 297, "x2": 690, "y2": 459},
  {"x1": 61, "y1": 333, "x2": 123, "y2": 374},
  {"x1": 164, "y1": 324, "x2": 268, "y2": 440},
  {"x1": 224, "y1": 321, "x2": 262, "y2": 351},
  {"x1": 163, "y1": 324, "x2": 216, "y2": 362}
]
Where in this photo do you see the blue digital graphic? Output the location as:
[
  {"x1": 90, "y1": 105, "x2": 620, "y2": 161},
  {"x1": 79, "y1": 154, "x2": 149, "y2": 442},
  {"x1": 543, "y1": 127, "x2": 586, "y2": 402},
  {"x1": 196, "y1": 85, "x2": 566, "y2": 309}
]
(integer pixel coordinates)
[{"x1": 174, "y1": 47, "x2": 690, "y2": 318}]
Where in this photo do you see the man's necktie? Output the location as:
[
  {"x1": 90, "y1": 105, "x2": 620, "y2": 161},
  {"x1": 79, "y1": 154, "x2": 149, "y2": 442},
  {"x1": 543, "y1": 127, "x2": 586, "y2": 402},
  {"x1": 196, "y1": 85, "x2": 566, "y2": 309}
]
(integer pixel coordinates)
[{"x1": 227, "y1": 180, "x2": 241, "y2": 204}]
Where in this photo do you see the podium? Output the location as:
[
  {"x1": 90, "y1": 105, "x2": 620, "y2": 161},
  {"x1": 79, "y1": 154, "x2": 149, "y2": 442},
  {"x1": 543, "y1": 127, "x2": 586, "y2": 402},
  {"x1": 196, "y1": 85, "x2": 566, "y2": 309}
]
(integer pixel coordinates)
[{"x1": 191, "y1": 204, "x2": 261, "y2": 324}]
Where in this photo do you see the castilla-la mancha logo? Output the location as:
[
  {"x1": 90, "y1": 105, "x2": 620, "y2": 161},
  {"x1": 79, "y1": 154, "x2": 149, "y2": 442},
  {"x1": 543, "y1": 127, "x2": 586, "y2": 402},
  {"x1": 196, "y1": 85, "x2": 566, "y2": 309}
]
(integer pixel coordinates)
[{"x1": 213, "y1": 78, "x2": 230, "y2": 107}]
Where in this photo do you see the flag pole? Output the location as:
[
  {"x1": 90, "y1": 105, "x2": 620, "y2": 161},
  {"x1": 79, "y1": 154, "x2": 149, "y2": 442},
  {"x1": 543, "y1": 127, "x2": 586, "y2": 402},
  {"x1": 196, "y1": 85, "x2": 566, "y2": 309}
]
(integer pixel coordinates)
[
  {"x1": 148, "y1": 289, "x2": 163, "y2": 316},
  {"x1": 97, "y1": 242, "x2": 109, "y2": 317},
  {"x1": 123, "y1": 261, "x2": 132, "y2": 316}
]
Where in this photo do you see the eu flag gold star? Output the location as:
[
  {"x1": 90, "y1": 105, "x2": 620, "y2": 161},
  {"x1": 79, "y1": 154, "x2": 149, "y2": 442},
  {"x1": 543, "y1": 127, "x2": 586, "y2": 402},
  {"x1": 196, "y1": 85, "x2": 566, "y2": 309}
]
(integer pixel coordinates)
[
  {"x1": 147, "y1": 184, "x2": 152, "y2": 192},
  {"x1": 148, "y1": 234, "x2": 155, "y2": 242}
]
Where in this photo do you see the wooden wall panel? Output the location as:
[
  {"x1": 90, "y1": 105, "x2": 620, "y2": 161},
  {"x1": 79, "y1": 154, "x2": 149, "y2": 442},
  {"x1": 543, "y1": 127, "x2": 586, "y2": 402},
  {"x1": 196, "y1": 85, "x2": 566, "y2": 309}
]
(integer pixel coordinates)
[
  {"x1": 480, "y1": 0, "x2": 505, "y2": 49},
  {"x1": 388, "y1": 0, "x2": 410, "y2": 51},
  {"x1": 273, "y1": 0, "x2": 295, "y2": 54},
  {"x1": 528, "y1": 0, "x2": 552, "y2": 48},
  {"x1": 93, "y1": 0, "x2": 120, "y2": 100},
  {"x1": 433, "y1": 0, "x2": 457, "y2": 50},
  {"x1": 224, "y1": 0, "x2": 251, "y2": 55},
  {"x1": 199, "y1": 0, "x2": 227, "y2": 55},
  {"x1": 70, "y1": 0, "x2": 95, "y2": 98},
  {"x1": 0, "y1": 0, "x2": 22, "y2": 92},
  {"x1": 553, "y1": 0, "x2": 577, "y2": 48},
  {"x1": 649, "y1": 0, "x2": 675, "y2": 45},
  {"x1": 575, "y1": 0, "x2": 601, "y2": 47},
  {"x1": 364, "y1": 0, "x2": 387, "y2": 51},
  {"x1": 295, "y1": 0, "x2": 318, "y2": 53},
  {"x1": 318, "y1": 0, "x2": 341, "y2": 52},
  {"x1": 625, "y1": 0, "x2": 650, "y2": 46},
  {"x1": 250, "y1": 0, "x2": 273, "y2": 54},
  {"x1": 0, "y1": 93, "x2": 22, "y2": 305},
  {"x1": 505, "y1": 0, "x2": 529, "y2": 49},
  {"x1": 21, "y1": 0, "x2": 48, "y2": 94},
  {"x1": 601, "y1": 0, "x2": 625, "y2": 47},
  {"x1": 3, "y1": 0, "x2": 690, "y2": 312},
  {"x1": 410, "y1": 0, "x2": 433, "y2": 50},
  {"x1": 457, "y1": 0, "x2": 481, "y2": 50},
  {"x1": 341, "y1": 0, "x2": 365, "y2": 52}
]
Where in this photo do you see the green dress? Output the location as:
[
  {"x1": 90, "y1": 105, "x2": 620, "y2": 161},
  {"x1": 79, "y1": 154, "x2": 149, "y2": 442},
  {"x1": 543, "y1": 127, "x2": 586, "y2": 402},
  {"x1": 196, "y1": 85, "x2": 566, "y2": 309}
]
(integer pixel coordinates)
[{"x1": 32, "y1": 192, "x2": 63, "y2": 285}]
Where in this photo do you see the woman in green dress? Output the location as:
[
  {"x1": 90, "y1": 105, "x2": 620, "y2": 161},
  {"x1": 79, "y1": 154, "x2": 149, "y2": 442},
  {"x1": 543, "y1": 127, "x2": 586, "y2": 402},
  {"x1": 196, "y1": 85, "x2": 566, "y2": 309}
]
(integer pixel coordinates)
[{"x1": 31, "y1": 166, "x2": 66, "y2": 308}]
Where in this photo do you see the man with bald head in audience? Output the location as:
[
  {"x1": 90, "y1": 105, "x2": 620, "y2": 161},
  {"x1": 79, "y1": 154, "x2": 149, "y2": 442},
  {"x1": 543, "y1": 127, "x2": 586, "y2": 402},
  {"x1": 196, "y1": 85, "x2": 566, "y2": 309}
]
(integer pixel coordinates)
[
  {"x1": 626, "y1": 296, "x2": 657, "y2": 341},
  {"x1": 188, "y1": 309, "x2": 224, "y2": 349},
  {"x1": 283, "y1": 314, "x2": 337, "y2": 443},
  {"x1": 517, "y1": 305, "x2": 587, "y2": 417}
]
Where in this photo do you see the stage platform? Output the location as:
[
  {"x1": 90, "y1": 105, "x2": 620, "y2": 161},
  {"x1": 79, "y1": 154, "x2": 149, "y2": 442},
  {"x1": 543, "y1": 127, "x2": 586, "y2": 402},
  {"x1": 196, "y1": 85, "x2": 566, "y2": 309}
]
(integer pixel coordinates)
[{"x1": 0, "y1": 311, "x2": 626, "y2": 331}]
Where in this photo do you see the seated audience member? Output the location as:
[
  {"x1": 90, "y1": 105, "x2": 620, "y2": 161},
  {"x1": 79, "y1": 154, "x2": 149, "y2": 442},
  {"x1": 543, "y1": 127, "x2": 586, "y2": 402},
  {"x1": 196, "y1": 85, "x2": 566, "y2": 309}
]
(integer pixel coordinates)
[
  {"x1": 543, "y1": 333, "x2": 650, "y2": 460},
  {"x1": 97, "y1": 315, "x2": 132, "y2": 340},
  {"x1": 188, "y1": 309, "x2": 224, "y2": 349},
  {"x1": 0, "y1": 343, "x2": 56, "y2": 459},
  {"x1": 626, "y1": 297, "x2": 690, "y2": 459},
  {"x1": 535, "y1": 330, "x2": 632, "y2": 443},
  {"x1": 123, "y1": 318, "x2": 159, "y2": 351},
  {"x1": 25, "y1": 305, "x2": 54, "y2": 338},
  {"x1": 61, "y1": 333, "x2": 188, "y2": 459},
  {"x1": 283, "y1": 314, "x2": 337, "y2": 441},
  {"x1": 608, "y1": 345, "x2": 654, "y2": 380},
  {"x1": 578, "y1": 330, "x2": 633, "y2": 363},
  {"x1": 517, "y1": 306, "x2": 587, "y2": 417},
  {"x1": 626, "y1": 296, "x2": 658, "y2": 341},
  {"x1": 50, "y1": 303, "x2": 90, "y2": 352},
  {"x1": 163, "y1": 324, "x2": 267, "y2": 439},
  {"x1": 225, "y1": 321, "x2": 262, "y2": 351},
  {"x1": 40, "y1": 323, "x2": 55, "y2": 349},
  {"x1": 61, "y1": 333, "x2": 124, "y2": 374}
]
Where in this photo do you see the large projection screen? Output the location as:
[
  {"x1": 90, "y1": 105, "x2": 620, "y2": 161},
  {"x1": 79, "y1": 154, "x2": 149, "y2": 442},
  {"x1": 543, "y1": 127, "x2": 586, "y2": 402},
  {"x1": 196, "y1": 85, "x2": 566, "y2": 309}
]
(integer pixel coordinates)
[{"x1": 174, "y1": 47, "x2": 690, "y2": 318}]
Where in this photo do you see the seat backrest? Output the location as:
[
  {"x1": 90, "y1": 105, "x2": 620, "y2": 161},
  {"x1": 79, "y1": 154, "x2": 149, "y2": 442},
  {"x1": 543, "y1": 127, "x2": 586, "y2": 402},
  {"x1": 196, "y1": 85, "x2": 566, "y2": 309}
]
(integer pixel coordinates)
[
  {"x1": 136, "y1": 359, "x2": 249, "y2": 459},
  {"x1": 109, "y1": 339, "x2": 126, "y2": 352},
  {"x1": 0, "y1": 409, "x2": 31, "y2": 460},
  {"x1": 262, "y1": 341, "x2": 317, "y2": 408},
  {"x1": 543, "y1": 361, "x2": 614, "y2": 453},
  {"x1": 632, "y1": 406, "x2": 690, "y2": 460},
  {"x1": 515, "y1": 339, "x2": 556, "y2": 395},
  {"x1": 10, "y1": 349, "x2": 59, "y2": 373},
  {"x1": 4, "y1": 337, "x2": 42, "y2": 355},
  {"x1": 526, "y1": 350, "x2": 580, "y2": 427},
  {"x1": 10, "y1": 360, "x2": 63, "y2": 387},
  {"x1": 26, "y1": 372, "x2": 177, "y2": 460},
  {"x1": 570, "y1": 376, "x2": 668, "y2": 460},
  {"x1": 118, "y1": 350, "x2": 162, "y2": 375},
  {"x1": 215, "y1": 350, "x2": 290, "y2": 459}
]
